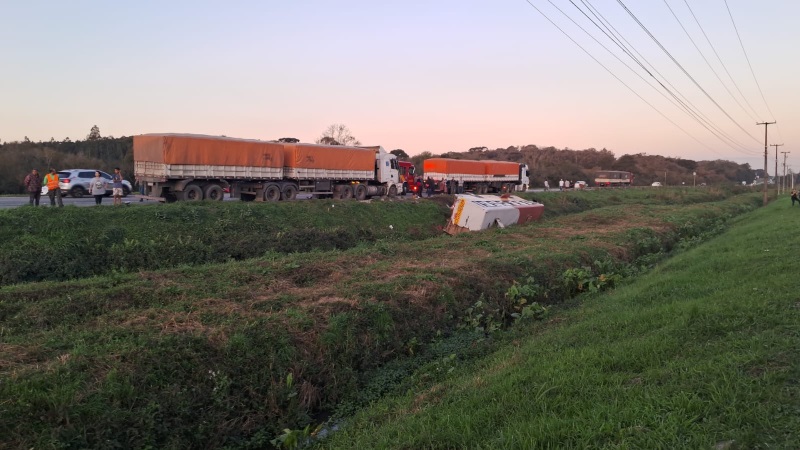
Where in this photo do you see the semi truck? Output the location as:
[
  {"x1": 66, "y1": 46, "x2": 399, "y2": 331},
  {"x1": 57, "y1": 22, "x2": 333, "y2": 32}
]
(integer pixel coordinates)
[
  {"x1": 133, "y1": 134, "x2": 404, "y2": 202},
  {"x1": 423, "y1": 158, "x2": 530, "y2": 194}
]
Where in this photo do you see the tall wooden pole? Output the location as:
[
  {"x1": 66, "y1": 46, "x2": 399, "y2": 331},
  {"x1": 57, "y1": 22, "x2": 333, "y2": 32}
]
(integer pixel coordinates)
[
  {"x1": 758, "y1": 122, "x2": 776, "y2": 206},
  {"x1": 772, "y1": 144, "x2": 783, "y2": 195}
]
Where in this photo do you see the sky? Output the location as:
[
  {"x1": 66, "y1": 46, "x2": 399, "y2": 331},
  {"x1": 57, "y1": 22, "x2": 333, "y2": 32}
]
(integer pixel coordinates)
[{"x1": 1, "y1": 0, "x2": 798, "y2": 171}]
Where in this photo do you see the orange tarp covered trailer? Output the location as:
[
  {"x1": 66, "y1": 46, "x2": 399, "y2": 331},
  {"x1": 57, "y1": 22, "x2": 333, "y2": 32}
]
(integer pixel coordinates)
[
  {"x1": 134, "y1": 134, "x2": 284, "y2": 168},
  {"x1": 484, "y1": 161, "x2": 520, "y2": 177},
  {"x1": 283, "y1": 144, "x2": 376, "y2": 171},
  {"x1": 424, "y1": 158, "x2": 485, "y2": 175}
]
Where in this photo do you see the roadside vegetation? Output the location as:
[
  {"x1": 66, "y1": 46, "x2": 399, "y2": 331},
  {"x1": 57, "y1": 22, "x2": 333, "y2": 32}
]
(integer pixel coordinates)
[
  {"x1": 0, "y1": 188, "x2": 769, "y2": 448},
  {"x1": 0, "y1": 200, "x2": 449, "y2": 285},
  {"x1": 0, "y1": 186, "x2": 745, "y2": 286},
  {"x1": 318, "y1": 197, "x2": 800, "y2": 449}
]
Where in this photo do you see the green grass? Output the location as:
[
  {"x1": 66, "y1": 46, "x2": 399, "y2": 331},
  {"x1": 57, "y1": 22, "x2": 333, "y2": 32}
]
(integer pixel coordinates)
[
  {"x1": 317, "y1": 198, "x2": 800, "y2": 449},
  {"x1": 0, "y1": 199, "x2": 450, "y2": 285},
  {"x1": 0, "y1": 191, "x2": 767, "y2": 448}
]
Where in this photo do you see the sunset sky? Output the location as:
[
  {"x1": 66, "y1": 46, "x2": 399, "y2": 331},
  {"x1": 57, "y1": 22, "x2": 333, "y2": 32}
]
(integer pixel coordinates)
[{"x1": 2, "y1": 0, "x2": 797, "y2": 171}]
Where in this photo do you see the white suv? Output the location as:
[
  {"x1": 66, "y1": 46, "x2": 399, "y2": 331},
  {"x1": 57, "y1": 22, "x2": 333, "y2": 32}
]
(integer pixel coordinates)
[{"x1": 58, "y1": 169, "x2": 132, "y2": 198}]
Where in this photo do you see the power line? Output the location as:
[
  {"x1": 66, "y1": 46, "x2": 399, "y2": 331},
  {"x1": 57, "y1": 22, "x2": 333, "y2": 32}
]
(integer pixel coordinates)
[
  {"x1": 565, "y1": 0, "x2": 755, "y2": 155},
  {"x1": 663, "y1": 0, "x2": 758, "y2": 123},
  {"x1": 615, "y1": 0, "x2": 762, "y2": 146},
  {"x1": 724, "y1": 0, "x2": 783, "y2": 143},
  {"x1": 682, "y1": 0, "x2": 762, "y2": 121},
  {"x1": 520, "y1": 0, "x2": 722, "y2": 155},
  {"x1": 579, "y1": 0, "x2": 724, "y2": 136}
]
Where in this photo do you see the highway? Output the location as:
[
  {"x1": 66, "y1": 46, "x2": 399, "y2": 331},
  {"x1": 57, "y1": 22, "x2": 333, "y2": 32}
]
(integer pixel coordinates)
[{"x1": 0, "y1": 190, "x2": 556, "y2": 210}]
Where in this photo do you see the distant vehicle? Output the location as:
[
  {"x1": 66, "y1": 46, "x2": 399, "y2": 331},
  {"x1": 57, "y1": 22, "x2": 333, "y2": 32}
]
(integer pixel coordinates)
[
  {"x1": 58, "y1": 169, "x2": 132, "y2": 197},
  {"x1": 574, "y1": 181, "x2": 587, "y2": 189},
  {"x1": 595, "y1": 170, "x2": 634, "y2": 187},
  {"x1": 651, "y1": 182, "x2": 662, "y2": 187}
]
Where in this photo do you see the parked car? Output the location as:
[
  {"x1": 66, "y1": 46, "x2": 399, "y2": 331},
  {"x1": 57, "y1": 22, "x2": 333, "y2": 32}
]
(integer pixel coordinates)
[
  {"x1": 58, "y1": 169, "x2": 132, "y2": 197},
  {"x1": 651, "y1": 182, "x2": 662, "y2": 187},
  {"x1": 574, "y1": 181, "x2": 588, "y2": 189}
]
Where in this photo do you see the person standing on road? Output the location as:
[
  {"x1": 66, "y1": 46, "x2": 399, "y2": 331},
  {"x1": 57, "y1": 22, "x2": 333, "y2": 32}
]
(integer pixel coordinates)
[
  {"x1": 24, "y1": 168, "x2": 42, "y2": 206},
  {"x1": 111, "y1": 167, "x2": 124, "y2": 206},
  {"x1": 43, "y1": 168, "x2": 63, "y2": 207},
  {"x1": 791, "y1": 189, "x2": 798, "y2": 207},
  {"x1": 565, "y1": 180, "x2": 571, "y2": 190},
  {"x1": 90, "y1": 171, "x2": 108, "y2": 206},
  {"x1": 559, "y1": 179, "x2": 564, "y2": 191},
  {"x1": 544, "y1": 180, "x2": 550, "y2": 191}
]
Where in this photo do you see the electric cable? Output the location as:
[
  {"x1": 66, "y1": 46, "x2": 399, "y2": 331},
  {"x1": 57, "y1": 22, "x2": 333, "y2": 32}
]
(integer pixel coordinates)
[
  {"x1": 521, "y1": 0, "x2": 723, "y2": 156},
  {"x1": 560, "y1": 0, "x2": 753, "y2": 154},
  {"x1": 615, "y1": 0, "x2": 762, "y2": 145}
]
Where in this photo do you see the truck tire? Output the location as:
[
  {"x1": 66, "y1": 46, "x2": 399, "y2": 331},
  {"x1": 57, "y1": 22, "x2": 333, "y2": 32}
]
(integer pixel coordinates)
[
  {"x1": 204, "y1": 184, "x2": 224, "y2": 201},
  {"x1": 341, "y1": 185, "x2": 354, "y2": 200},
  {"x1": 388, "y1": 185, "x2": 398, "y2": 197},
  {"x1": 180, "y1": 184, "x2": 203, "y2": 201},
  {"x1": 354, "y1": 184, "x2": 367, "y2": 201},
  {"x1": 264, "y1": 184, "x2": 281, "y2": 202},
  {"x1": 281, "y1": 184, "x2": 298, "y2": 201}
]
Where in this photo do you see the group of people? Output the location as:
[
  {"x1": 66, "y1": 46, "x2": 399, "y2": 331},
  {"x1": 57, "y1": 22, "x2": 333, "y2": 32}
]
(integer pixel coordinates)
[
  {"x1": 412, "y1": 177, "x2": 458, "y2": 197},
  {"x1": 400, "y1": 175, "x2": 458, "y2": 198},
  {"x1": 23, "y1": 168, "x2": 126, "y2": 207},
  {"x1": 542, "y1": 179, "x2": 579, "y2": 191}
]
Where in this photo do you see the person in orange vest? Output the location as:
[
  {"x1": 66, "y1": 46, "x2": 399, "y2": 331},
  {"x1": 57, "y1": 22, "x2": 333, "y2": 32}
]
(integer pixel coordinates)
[{"x1": 43, "y1": 168, "x2": 64, "y2": 207}]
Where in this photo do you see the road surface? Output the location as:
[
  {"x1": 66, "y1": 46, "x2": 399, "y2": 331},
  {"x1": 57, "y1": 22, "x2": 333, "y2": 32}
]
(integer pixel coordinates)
[{"x1": 0, "y1": 190, "x2": 556, "y2": 210}]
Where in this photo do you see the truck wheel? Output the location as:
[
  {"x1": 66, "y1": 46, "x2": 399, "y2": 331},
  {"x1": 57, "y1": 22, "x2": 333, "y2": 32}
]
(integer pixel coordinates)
[
  {"x1": 354, "y1": 184, "x2": 367, "y2": 201},
  {"x1": 388, "y1": 185, "x2": 398, "y2": 197},
  {"x1": 341, "y1": 185, "x2": 354, "y2": 200},
  {"x1": 281, "y1": 184, "x2": 298, "y2": 201},
  {"x1": 180, "y1": 184, "x2": 203, "y2": 201},
  {"x1": 264, "y1": 184, "x2": 281, "y2": 202},
  {"x1": 70, "y1": 186, "x2": 86, "y2": 198},
  {"x1": 204, "y1": 184, "x2": 224, "y2": 201}
]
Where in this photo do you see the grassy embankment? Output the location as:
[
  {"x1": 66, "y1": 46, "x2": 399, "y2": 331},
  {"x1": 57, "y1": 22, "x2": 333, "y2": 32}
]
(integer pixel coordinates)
[
  {"x1": 319, "y1": 197, "x2": 800, "y2": 449},
  {"x1": 0, "y1": 199, "x2": 449, "y2": 285},
  {"x1": 0, "y1": 188, "x2": 765, "y2": 448}
]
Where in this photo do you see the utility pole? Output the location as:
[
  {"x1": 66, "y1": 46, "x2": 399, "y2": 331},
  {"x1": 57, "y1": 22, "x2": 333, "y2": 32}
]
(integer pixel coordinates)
[
  {"x1": 772, "y1": 143, "x2": 783, "y2": 195},
  {"x1": 757, "y1": 122, "x2": 776, "y2": 206},
  {"x1": 781, "y1": 151, "x2": 790, "y2": 193}
]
